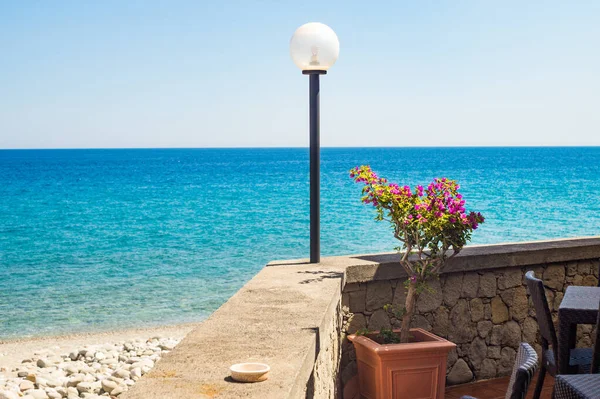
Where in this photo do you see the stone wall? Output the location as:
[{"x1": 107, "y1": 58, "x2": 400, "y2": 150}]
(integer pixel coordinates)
[
  {"x1": 305, "y1": 294, "x2": 343, "y2": 398},
  {"x1": 341, "y1": 258, "x2": 600, "y2": 397}
]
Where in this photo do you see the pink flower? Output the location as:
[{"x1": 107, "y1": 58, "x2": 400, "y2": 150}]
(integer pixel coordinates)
[{"x1": 350, "y1": 166, "x2": 484, "y2": 243}]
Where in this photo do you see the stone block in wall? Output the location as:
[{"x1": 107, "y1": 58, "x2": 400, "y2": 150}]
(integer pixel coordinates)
[
  {"x1": 478, "y1": 273, "x2": 497, "y2": 298},
  {"x1": 522, "y1": 317, "x2": 539, "y2": 343},
  {"x1": 498, "y1": 268, "x2": 523, "y2": 290},
  {"x1": 567, "y1": 263, "x2": 578, "y2": 277},
  {"x1": 490, "y1": 325, "x2": 502, "y2": 345},
  {"x1": 577, "y1": 334, "x2": 592, "y2": 349},
  {"x1": 449, "y1": 300, "x2": 476, "y2": 344},
  {"x1": 498, "y1": 347, "x2": 516, "y2": 376},
  {"x1": 412, "y1": 314, "x2": 432, "y2": 331},
  {"x1": 578, "y1": 261, "x2": 591, "y2": 275},
  {"x1": 545, "y1": 288, "x2": 555, "y2": 311},
  {"x1": 447, "y1": 347, "x2": 458, "y2": 370},
  {"x1": 477, "y1": 320, "x2": 493, "y2": 339},
  {"x1": 487, "y1": 346, "x2": 501, "y2": 359},
  {"x1": 469, "y1": 337, "x2": 487, "y2": 368},
  {"x1": 447, "y1": 359, "x2": 473, "y2": 385},
  {"x1": 572, "y1": 274, "x2": 583, "y2": 286},
  {"x1": 580, "y1": 325, "x2": 593, "y2": 334},
  {"x1": 461, "y1": 273, "x2": 479, "y2": 298},
  {"x1": 478, "y1": 359, "x2": 497, "y2": 379},
  {"x1": 582, "y1": 275, "x2": 598, "y2": 286},
  {"x1": 501, "y1": 321, "x2": 521, "y2": 349},
  {"x1": 543, "y1": 265, "x2": 566, "y2": 290},
  {"x1": 554, "y1": 292, "x2": 564, "y2": 311},
  {"x1": 433, "y1": 307, "x2": 450, "y2": 337},
  {"x1": 576, "y1": 324, "x2": 594, "y2": 349},
  {"x1": 499, "y1": 286, "x2": 528, "y2": 321},
  {"x1": 484, "y1": 303, "x2": 492, "y2": 319},
  {"x1": 347, "y1": 313, "x2": 366, "y2": 334},
  {"x1": 417, "y1": 278, "x2": 443, "y2": 313},
  {"x1": 347, "y1": 290, "x2": 366, "y2": 313},
  {"x1": 367, "y1": 309, "x2": 391, "y2": 330},
  {"x1": 365, "y1": 281, "x2": 392, "y2": 311},
  {"x1": 443, "y1": 273, "x2": 463, "y2": 307},
  {"x1": 470, "y1": 298, "x2": 484, "y2": 322},
  {"x1": 491, "y1": 296, "x2": 509, "y2": 324}
]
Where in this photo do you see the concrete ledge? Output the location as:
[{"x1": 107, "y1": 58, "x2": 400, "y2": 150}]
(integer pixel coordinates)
[{"x1": 122, "y1": 262, "x2": 346, "y2": 399}]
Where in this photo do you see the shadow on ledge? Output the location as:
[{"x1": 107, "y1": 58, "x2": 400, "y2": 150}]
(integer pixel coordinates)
[{"x1": 297, "y1": 270, "x2": 344, "y2": 284}]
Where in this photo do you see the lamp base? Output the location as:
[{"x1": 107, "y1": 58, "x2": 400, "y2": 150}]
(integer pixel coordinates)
[{"x1": 302, "y1": 70, "x2": 327, "y2": 75}]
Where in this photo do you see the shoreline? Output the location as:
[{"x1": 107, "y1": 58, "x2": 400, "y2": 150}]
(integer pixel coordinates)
[
  {"x1": 0, "y1": 321, "x2": 202, "y2": 345},
  {"x1": 0, "y1": 322, "x2": 201, "y2": 376}
]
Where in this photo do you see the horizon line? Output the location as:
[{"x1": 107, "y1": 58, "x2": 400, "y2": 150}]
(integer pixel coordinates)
[{"x1": 1, "y1": 144, "x2": 600, "y2": 151}]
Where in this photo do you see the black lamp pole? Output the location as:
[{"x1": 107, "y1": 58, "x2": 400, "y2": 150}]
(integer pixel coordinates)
[{"x1": 303, "y1": 69, "x2": 326, "y2": 264}]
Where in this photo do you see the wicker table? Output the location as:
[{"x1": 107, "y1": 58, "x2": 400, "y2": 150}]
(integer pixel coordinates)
[
  {"x1": 555, "y1": 374, "x2": 600, "y2": 399},
  {"x1": 558, "y1": 286, "x2": 600, "y2": 374}
]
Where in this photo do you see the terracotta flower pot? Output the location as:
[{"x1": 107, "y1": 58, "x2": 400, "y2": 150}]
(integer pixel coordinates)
[{"x1": 348, "y1": 328, "x2": 456, "y2": 399}]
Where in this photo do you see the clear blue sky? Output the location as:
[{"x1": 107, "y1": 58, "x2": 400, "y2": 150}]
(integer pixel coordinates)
[{"x1": 1, "y1": 1, "x2": 599, "y2": 148}]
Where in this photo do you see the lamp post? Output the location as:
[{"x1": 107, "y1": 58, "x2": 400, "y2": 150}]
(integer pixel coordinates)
[{"x1": 290, "y1": 22, "x2": 340, "y2": 264}]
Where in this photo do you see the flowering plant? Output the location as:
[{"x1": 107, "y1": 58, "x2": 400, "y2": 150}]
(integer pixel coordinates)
[{"x1": 350, "y1": 165, "x2": 484, "y2": 343}]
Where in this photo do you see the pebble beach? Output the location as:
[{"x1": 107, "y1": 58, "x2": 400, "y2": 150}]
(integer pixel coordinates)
[{"x1": 0, "y1": 323, "x2": 199, "y2": 399}]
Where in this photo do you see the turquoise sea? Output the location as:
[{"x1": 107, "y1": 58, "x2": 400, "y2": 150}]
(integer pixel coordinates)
[{"x1": 1, "y1": 147, "x2": 599, "y2": 339}]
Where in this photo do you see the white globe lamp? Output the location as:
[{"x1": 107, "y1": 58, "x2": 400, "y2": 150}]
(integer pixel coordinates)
[
  {"x1": 290, "y1": 22, "x2": 340, "y2": 73},
  {"x1": 289, "y1": 22, "x2": 340, "y2": 264}
]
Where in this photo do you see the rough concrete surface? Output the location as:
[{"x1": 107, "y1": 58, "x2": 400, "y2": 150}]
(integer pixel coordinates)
[{"x1": 122, "y1": 262, "x2": 346, "y2": 399}]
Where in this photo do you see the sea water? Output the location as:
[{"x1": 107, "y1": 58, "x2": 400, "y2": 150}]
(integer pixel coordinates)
[{"x1": 1, "y1": 147, "x2": 599, "y2": 339}]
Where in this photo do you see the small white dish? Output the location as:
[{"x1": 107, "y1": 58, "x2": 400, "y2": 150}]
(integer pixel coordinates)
[{"x1": 229, "y1": 363, "x2": 270, "y2": 383}]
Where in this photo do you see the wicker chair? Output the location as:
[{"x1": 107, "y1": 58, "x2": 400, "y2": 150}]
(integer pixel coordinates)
[
  {"x1": 525, "y1": 271, "x2": 594, "y2": 399},
  {"x1": 591, "y1": 299, "x2": 600, "y2": 373},
  {"x1": 460, "y1": 343, "x2": 538, "y2": 399}
]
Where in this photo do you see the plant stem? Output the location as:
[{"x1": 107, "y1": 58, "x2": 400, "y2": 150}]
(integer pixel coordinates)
[{"x1": 400, "y1": 280, "x2": 418, "y2": 343}]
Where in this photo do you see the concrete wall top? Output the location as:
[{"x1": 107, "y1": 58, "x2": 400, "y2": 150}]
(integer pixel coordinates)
[{"x1": 275, "y1": 237, "x2": 600, "y2": 284}]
